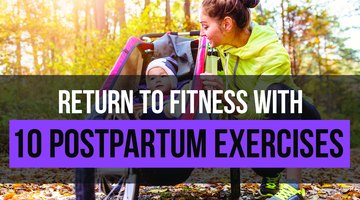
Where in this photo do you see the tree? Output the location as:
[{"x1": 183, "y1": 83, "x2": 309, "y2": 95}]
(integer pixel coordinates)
[
  {"x1": 94, "y1": 0, "x2": 106, "y2": 37},
  {"x1": 118, "y1": 0, "x2": 126, "y2": 28},
  {"x1": 1, "y1": 0, "x2": 356, "y2": 76},
  {"x1": 184, "y1": 0, "x2": 191, "y2": 31},
  {"x1": 165, "y1": 0, "x2": 171, "y2": 29},
  {"x1": 15, "y1": 0, "x2": 22, "y2": 75},
  {"x1": 281, "y1": 0, "x2": 285, "y2": 44},
  {"x1": 144, "y1": 0, "x2": 150, "y2": 10}
]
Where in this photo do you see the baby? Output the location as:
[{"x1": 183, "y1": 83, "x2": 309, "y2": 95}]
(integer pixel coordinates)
[
  {"x1": 145, "y1": 56, "x2": 178, "y2": 95},
  {"x1": 134, "y1": 57, "x2": 179, "y2": 119}
]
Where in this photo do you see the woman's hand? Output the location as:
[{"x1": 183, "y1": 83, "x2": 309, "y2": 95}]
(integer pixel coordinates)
[{"x1": 200, "y1": 72, "x2": 224, "y2": 90}]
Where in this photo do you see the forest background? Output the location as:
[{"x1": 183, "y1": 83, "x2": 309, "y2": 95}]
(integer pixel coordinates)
[
  {"x1": 0, "y1": 0, "x2": 359, "y2": 75},
  {"x1": 0, "y1": 1, "x2": 359, "y2": 199},
  {"x1": 0, "y1": 0, "x2": 359, "y2": 146}
]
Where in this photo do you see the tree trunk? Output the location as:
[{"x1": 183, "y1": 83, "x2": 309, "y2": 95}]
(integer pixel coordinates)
[
  {"x1": 42, "y1": 49, "x2": 48, "y2": 74},
  {"x1": 94, "y1": 0, "x2": 106, "y2": 37},
  {"x1": 184, "y1": 0, "x2": 191, "y2": 31},
  {"x1": 73, "y1": 0, "x2": 80, "y2": 63},
  {"x1": 73, "y1": 0, "x2": 80, "y2": 38},
  {"x1": 287, "y1": 18, "x2": 296, "y2": 75},
  {"x1": 84, "y1": 0, "x2": 91, "y2": 46},
  {"x1": 118, "y1": 0, "x2": 126, "y2": 28},
  {"x1": 106, "y1": 8, "x2": 110, "y2": 34},
  {"x1": 15, "y1": 34, "x2": 22, "y2": 75},
  {"x1": 49, "y1": 0, "x2": 58, "y2": 74},
  {"x1": 30, "y1": 36, "x2": 40, "y2": 74},
  {"x1": 15, "y1": 0, "x2": 22, "y2": 75},
  {"x1": 165, "y1": 0, "x2": 171, "y2": 30},
  {"x1": 144, "y1": 0, "x2": 150, "y2": 10},
  {"x1": 85, "y1": 0, "x2": 90, "y2": 31},
  {"x1": 50, "y1": 37, "x2": 55, "y2": 74},
  {"x1": 112, "y1": 10, "x2": 118, "y2": 39},
  {"x1": 281, "y1": 0, "x2": 286, "y2": 45},
  {"x1": 292, "y1": 46, "x2": 298, "y2": 75},
  {"x1": 23, "y1": 1, "x2": 40, "y2": 74},
  {"x1": 323, "y1": 35, "x2": 329, "y2": 72},
  {"x1": 316, "y1": 43, "x2": 322, "y2": 75}
]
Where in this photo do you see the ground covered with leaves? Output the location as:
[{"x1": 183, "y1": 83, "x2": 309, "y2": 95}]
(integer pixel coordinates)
[{"x1": 1, "y1": 149, "x2": 359, "y2": 199}]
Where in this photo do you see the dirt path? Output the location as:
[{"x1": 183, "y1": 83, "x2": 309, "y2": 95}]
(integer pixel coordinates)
[{"x1": 0, "y1": 149, "x2": 359, "y2": 199}]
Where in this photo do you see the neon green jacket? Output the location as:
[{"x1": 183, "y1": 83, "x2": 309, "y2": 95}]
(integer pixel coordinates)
[{"x1": 216, "y1": 22, "x2": 300, "y2": 119}]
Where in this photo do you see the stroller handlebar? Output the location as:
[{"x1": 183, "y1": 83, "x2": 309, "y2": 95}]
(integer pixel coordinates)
[{"x1": 140, "y1": 31, "x2": 200, "y2": 41}]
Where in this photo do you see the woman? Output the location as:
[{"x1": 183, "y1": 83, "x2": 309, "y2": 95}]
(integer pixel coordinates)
[{"x1": 199, "y1": 0, "x2": 320, "y2": 199}]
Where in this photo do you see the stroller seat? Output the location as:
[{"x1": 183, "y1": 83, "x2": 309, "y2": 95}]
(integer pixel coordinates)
[{"x1": 89, "y1": 33, "x2": 205, "y2": 184}]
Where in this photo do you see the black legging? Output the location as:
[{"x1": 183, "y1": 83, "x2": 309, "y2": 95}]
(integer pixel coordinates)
[{"x1": 252, "y1": 83, "x2": 321, "y2": 178}]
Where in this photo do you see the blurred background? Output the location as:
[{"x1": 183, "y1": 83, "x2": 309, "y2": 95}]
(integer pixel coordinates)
[
  {"x1": 0, "y1": 0, "x2": 359, "y2": 75},
  {"x1": 0, "y1": 2, "x2": 359, "y2": 199}
]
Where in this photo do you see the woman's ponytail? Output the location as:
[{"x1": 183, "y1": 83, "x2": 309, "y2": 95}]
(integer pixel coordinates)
[
  {"x1": 242, "y1": 0, "x2": 260, "y2": 8},
  {"x1": 202, "y1": 0, "x2": 260, "y2": 29}
]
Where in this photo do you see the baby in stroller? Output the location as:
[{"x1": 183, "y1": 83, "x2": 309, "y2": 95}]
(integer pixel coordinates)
[
  {"x1": 134, "y1": 56, "x2": 182, "y2": 120},
  {"x1": 76, "y1": 33, "x2": 207, "y2": 200}
]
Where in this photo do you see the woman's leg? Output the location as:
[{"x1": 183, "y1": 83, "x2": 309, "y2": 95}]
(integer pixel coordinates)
[
  {"x1": 286, "y1": 168, "x2": 301, "y2": 184},
  {"x1": 255, "y1": 83, "x2": 320, "y2": 199}
]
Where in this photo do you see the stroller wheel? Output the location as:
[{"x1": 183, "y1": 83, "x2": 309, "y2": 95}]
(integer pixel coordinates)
[
  {"x1": 98, "y1": 175, "x2": 124, "y2": 196},
  {"x1": 99, "y1": 174, "x2": 139, "y2": 200},
  {"x1": 75, "y1": 168, "x2": 139, "y2": 200}
]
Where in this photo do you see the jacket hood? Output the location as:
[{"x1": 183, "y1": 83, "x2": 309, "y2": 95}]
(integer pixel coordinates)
[{"x1": 217, "y1": 22, "x2": 281, "y2": 59}]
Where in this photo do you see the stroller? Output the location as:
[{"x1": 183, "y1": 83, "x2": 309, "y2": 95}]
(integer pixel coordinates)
[{"x1": 75, "y1": 31, "x2": 241, "y2": 199}]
